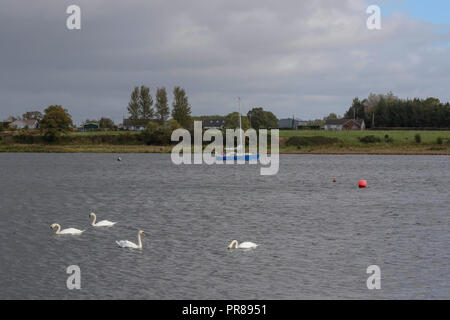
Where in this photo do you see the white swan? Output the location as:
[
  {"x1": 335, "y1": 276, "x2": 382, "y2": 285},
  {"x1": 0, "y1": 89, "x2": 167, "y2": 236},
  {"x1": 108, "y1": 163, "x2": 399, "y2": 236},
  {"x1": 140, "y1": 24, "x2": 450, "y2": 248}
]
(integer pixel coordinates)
[
  {"x1": 116, "y1": 230, "x2": 146, "y2": 249},
  {"x1": 89, "y1": 212, "x2": 117, "y2": 227},
  {"x1": 228, "y1": 240, "x2": 258, "y2": 250},
  {"x1": 50, "y1": 223, "x2": 85, "y2": 235}
]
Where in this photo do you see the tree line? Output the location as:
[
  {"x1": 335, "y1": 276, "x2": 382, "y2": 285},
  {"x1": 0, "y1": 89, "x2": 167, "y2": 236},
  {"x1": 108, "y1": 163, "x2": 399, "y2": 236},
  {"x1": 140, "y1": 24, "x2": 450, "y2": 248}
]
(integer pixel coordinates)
[
  {"x1": 127, "y1": 85, "x2": 191, "y2": 128},
  {"x1": 344, "y1": 92, "x2": 450, "y2": 128},
  {"x1": 221, "y1": 108, "x2": 278, "y2": 130}
]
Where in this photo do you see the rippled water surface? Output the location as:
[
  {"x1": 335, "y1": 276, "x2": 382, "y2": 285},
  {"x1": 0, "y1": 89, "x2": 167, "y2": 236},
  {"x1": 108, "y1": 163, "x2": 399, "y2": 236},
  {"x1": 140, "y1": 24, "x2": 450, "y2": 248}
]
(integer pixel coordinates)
[{"x1": 0, "y1": 153, "x2": 448, "y2": 299}]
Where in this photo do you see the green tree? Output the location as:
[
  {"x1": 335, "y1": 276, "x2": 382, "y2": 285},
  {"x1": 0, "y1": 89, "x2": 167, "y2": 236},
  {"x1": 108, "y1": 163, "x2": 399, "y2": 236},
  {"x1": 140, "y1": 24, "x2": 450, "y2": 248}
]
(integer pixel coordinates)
[
  {"x1": 155, "y1": 87, "x2": 169, "y2": 124},
  {"x1": 307, "y1": 119, "x2": 324, "y2": 128},
  {"x1": 22, "y1": 111, "x2": 43, "y2": 121},
  {"x1": 139, "y1": 85, "x2": 153, "y2": 120},
  {"x1": 171, "y1": 86, "x2": 191, "y2": 128},
  {"x1": 247, "y1": 107, "x2": 279, "y2": 130},
  {"x1": 192, "y1": 115, "x2": 224, "y2": 121},
  {"x1": 141, "y1": 122, "x2": 159, "y2": 145},
  {"x1": 165, "y1": 119, "x2": 181, "y2": 131},
  {"x1": 264, "y1": 110, "x2": 279, "y2": 128},
  {"x1": 367, "y1": 95, "x2": 449, "y2": 128},
  {"x1": 247, "y1": 107, "x2": 265, "y2": 130},
  {"x1": 140, "y1": 120, "x2": 181, "y2": 145},
  {"x1": 345, "y1": 97, "x2": 365, "y2": 119},
  {"x1": 98, "y1": 117, "x2": 116, "y2": 130},
  {"x1": 224, "y1": 112, "x2": 250, "y2": 130},
  {"x1": 39, "y1": 105, "x2": 73, "y2": 141},
  {"x1": 324, "y1": 113, "x2": 338, "y2": 120},
  {"x1": 127, "y1": 87, "x2": 140, "y2": 121}
]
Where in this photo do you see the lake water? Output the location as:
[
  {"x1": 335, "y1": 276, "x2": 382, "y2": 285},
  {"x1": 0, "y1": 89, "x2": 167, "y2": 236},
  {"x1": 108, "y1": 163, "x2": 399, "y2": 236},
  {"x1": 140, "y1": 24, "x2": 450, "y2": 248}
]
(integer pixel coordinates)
[{"x1": 0, "y1": 153, "x2": 448, "y2": 299}]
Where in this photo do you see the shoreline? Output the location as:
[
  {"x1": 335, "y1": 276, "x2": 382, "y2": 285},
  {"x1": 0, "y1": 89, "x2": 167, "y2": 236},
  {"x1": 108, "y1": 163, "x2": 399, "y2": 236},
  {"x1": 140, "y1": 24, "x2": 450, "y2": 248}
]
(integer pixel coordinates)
[
  {"x1": 280, "y1": 151, "x2": 449, "y2": 155},
  {"x1": 0, "y1": 144, "x2": 448, "y2": 155}
]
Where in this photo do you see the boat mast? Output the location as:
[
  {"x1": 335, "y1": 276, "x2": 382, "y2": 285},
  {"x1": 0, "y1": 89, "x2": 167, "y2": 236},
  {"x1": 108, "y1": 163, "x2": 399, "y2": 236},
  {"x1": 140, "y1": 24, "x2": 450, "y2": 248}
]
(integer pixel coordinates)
[{"x1": 238, "y1": 97, "x2": 243, "y2": 153}]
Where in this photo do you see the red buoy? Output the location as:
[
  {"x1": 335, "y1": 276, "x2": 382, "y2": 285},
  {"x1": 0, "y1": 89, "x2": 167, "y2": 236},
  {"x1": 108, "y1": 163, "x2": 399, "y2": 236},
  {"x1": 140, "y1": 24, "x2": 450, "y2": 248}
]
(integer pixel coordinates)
[{"x1": 358, "y1": 179, "x2": 367, "y2": 188}]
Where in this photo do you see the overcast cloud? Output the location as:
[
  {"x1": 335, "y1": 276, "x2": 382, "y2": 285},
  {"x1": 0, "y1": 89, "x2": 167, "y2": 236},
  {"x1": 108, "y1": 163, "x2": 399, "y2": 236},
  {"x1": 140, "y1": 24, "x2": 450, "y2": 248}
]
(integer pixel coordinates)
[{"x1": 0, "y1": 0, "x2": 449, "y2": 123}]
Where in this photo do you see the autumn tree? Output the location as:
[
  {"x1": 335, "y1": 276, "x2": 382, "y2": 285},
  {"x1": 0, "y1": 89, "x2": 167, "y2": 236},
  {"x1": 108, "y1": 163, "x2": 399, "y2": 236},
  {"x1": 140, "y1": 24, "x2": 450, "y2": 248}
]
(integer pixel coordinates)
[
  {"x1": 98, "y1": 117, "x2": 116, "y2": 130},
  {"x1": 39, "y1": 105, "x2": 73, "y2": 141}
]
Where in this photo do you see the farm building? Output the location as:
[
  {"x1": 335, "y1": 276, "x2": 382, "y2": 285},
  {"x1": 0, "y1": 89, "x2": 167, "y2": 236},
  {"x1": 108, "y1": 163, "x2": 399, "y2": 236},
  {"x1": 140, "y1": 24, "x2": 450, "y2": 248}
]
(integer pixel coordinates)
[
  {"x1": 324, "y1": 119, "x2": 365, "y2": 130},
  {"x1": 279, "y1": 117, "x2": 308, "y2": 129},
  {"x1": 83, "y1": 122, "x2": 100, "y2": 131}
]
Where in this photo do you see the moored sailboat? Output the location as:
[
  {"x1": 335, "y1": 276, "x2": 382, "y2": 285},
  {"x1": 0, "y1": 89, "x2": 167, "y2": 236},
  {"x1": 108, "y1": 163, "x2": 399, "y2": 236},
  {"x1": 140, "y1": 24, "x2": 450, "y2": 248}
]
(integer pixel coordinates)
[{"x1": 216, "y1": 98, "x2": 260, "y2": 161}]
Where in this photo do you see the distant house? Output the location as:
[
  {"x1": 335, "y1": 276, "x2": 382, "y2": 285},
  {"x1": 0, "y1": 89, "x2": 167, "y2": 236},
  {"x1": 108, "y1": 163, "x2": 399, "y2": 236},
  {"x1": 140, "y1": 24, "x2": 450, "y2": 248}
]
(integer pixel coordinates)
[
  {"x1": 9, "y1": 119, "x2": 39, "y2": 130},
  {"x1": 203, "y1": 119, "x2": 226, "y2": 129},
  {"x1": 3, "y1": 116, "x2": 17, "y2": 128},
  {"x1": 83, "y1": 122, "x2": 100, "y2": 131},
  {"x1": 122, "y1": 119, "x2": 150, "y2": 131},
  {"x1": 4, "y1": 116, "x2": 17, "y2": 123},
  {"x1": 278, "y1": 117, "x2": 308, "y2": 129},
  {"x1": 324, "y1": 119, "x2": 365, "y2": 130}
]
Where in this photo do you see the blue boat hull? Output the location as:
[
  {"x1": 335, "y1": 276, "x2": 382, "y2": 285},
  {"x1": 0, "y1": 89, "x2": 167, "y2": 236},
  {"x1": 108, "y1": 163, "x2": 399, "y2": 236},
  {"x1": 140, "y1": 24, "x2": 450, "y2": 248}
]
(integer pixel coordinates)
[{"x1": 216, "y1": 154, "x2": 260, "y2": 161}]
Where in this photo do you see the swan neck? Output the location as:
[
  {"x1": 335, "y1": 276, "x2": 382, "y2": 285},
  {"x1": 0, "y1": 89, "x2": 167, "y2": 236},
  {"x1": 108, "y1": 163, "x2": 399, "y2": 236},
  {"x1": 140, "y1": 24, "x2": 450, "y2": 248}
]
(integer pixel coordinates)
[
  {"x1": 138, "y1": 233, "x2": 143, "y2": 249},
  {"x1": 91, "y1": 214, "x2": 97, "y2": 226},
  {"x1": 232, "y1": 240, "x2": 238, "y2": 249},
  {"x1": 55, "y1": 224, "x2": 61, "y2": 234}
]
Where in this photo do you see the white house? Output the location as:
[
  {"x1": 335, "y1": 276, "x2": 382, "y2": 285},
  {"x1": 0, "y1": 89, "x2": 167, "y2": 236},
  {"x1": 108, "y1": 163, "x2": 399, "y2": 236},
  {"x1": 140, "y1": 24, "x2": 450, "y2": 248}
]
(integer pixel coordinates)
[{"x1": 9, "y1": 119, "x2": 39, "y2": 129}]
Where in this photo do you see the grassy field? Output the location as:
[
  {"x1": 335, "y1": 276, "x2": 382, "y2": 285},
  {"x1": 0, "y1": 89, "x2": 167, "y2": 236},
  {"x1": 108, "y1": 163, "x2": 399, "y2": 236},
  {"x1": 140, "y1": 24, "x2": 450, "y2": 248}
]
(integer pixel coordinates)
[
  {"x1": 278, "y1": 130, "x2": 449, "y2": 154},
  {"x1": 0, "y1": 144, "x2": 171, "y2": 153},
  {"x1": 65, "y1": 131, "x2": 138, "y2": 136},
  {"x1": 1, "y1": 129, "x2": 449, "y2": 154},
  {"x1": 68, "y1": 129, "x2": 450, "y2": 144},
  {"x1": 279, "y1": 129, "x2": 449, "y2": 144}
]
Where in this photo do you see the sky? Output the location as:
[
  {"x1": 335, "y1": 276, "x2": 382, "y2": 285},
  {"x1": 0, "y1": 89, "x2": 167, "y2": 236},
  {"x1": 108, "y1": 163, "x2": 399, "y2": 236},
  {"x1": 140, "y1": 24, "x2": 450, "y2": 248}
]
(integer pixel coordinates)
[
  {"x1": 0, "y1": 0, "x2": 449, "y2": 124},
  {"x1": 379, "y1": 0, "x2": 450, "y2": 24}
]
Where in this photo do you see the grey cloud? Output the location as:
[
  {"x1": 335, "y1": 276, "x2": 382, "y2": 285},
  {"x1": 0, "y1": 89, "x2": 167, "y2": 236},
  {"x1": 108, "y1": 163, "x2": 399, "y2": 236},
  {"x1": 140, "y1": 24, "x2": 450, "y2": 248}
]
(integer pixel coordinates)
[{"x1": 0, "y1": 0, "x2": 449, "y2": 123}]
